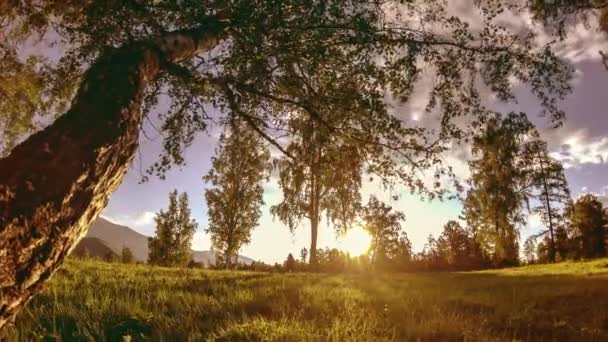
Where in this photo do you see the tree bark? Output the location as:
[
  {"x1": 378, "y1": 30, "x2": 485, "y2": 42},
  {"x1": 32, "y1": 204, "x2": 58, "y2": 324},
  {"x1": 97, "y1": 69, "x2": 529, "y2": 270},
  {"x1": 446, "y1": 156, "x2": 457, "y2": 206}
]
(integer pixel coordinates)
[{"x1": 0, "y1": 22, "x2": 225, "y2": 330}]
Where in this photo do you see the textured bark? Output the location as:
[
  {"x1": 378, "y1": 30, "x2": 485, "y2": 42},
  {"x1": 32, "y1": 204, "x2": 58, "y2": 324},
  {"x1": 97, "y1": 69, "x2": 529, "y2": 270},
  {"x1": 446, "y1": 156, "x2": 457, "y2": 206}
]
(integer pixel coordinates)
[{"x1": 0, "y1": 22, "x2": 224, "y2": 330}]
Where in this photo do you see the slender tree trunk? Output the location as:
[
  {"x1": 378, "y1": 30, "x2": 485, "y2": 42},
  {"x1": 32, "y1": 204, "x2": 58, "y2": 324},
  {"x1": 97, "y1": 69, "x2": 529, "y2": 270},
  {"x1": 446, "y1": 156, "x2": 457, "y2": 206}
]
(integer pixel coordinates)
[
  {"x1": 0, "y1": 22, "x2": 225, "y2": 329},
  {"x1": 308, "y1": 140, "x2": 322, "y2": 269},
  {"x1": 225, "y1": 233, "x2": 234, "y2": 270},
  {"x1": 537, "y1": 153, "x2": 556, "y2": 262},
  {"x1": 370, "y1": 229, "x2": 380, "y2": 268},
  {"x1": 224, "y1": 247, "x2": 232, "y2": 270},
  {"x1": 309, "y1": 176, "x2": 319, "y2": 268}
]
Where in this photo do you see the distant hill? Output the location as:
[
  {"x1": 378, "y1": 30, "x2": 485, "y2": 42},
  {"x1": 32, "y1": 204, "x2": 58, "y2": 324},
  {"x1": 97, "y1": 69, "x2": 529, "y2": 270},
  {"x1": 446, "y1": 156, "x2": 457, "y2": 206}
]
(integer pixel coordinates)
[
  {"x1": 74, "y1": 217, "x2": 254, "y2": 266},
  {"x1": 71, "y1": 237, "x2": 117, "y2": 260},
  {"x1": 85, "y1": 217, "x2": 150, "y2": 261}
]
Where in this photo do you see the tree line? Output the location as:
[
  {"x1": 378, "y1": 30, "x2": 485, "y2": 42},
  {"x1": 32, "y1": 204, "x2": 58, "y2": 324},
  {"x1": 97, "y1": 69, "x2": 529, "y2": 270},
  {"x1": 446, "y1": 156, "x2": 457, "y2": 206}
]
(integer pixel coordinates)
[
  {"x1": 171, "y1": 112, "x2": 605, "y2": 272},
  {"x1": 80, "y1": 111, "x2": 608, "y2": 272}
]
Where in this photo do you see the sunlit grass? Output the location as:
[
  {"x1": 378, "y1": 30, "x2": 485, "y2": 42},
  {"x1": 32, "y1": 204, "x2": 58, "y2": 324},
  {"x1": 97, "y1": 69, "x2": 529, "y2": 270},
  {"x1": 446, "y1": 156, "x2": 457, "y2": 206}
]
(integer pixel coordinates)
[{"x1": 3, "y1": 258, "x2": 608, "y2": 341}]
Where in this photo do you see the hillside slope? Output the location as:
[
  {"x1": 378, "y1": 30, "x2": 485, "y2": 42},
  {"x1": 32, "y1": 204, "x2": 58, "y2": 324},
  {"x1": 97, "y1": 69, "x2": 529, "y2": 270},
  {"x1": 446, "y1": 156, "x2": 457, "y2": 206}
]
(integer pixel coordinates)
[
  {"x1": 77, "y1": 217, "x2": 254, "y2": 265},
  {"x1": 71, "y1": 237, "x2": 117, "y2": 260}
]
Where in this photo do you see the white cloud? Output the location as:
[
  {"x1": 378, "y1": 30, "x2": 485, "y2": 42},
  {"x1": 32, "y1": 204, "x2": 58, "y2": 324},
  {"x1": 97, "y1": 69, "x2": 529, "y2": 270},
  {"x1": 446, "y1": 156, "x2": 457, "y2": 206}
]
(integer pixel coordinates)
[
  {"x1": 549, "y1": 131, "x2": 608, "y2": 168},
  {"x1": 486, "y1": 3, "x2": 608, "y2": 65},
  {"x1": 102, "y1": 211, "x2": 156, "y2": 229}
]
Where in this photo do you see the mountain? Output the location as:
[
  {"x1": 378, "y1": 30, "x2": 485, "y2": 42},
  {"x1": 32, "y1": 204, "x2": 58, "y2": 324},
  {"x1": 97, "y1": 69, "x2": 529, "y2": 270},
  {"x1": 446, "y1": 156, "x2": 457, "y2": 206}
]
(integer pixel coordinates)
[
  {"x1": 191, "y1": 250, "x2": 254, "y2": 266},
  {"x1": 71, "y1": 237, "x2": 117, "y2": 260},
  {"x1": 75, "y1": 217, "x2": 254, "y2": 266},
  {"x1": 85, "y1": 217, "x2": 149, "y2": 261}
]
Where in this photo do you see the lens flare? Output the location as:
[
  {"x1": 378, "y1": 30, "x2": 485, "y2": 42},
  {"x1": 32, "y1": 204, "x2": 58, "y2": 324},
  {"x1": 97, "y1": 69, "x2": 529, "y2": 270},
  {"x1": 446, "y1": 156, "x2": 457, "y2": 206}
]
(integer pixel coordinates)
[{"x1": 340, "y1": 226, "x2": 371, "y2": 256}]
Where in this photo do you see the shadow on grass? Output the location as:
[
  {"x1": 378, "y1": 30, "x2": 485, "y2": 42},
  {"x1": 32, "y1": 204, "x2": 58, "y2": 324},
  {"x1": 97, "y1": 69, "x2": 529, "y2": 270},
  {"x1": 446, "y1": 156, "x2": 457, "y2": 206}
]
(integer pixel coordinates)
[
  {"x1": 8, "y1": 267, "x2": 608, "y2": 341},
  {"x1": 353, "y1": 271, "x2": 608, "y2": 341}
]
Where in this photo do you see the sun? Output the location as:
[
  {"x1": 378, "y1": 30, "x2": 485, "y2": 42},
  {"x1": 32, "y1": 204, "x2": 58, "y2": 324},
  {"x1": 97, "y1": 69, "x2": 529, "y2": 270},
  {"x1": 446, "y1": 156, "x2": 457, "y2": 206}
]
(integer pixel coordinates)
[{"x1": 340, "y1": 226, "x2": 372, "y2": 256}]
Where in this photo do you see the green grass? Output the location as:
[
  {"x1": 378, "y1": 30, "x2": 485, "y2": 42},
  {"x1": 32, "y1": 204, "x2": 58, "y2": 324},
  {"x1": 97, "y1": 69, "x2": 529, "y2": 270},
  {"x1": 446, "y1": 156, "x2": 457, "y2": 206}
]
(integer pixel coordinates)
[{"x1": 4, "y1": 258, "x2": 608, "y2": 341}]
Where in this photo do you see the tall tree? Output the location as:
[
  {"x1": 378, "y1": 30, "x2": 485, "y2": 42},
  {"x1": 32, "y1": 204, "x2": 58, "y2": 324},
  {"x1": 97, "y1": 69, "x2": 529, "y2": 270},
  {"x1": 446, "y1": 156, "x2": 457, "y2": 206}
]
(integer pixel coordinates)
[
  {"x1": 397, "y1": 231, "x2": 414, "y2": 268},
  {"x1": 523, "y1": 141, "x2": 571, "y2": 262},
  {"x1": 271, "y1": 111, "x2": 364, "y2": 266},
  {"x1": 361, "y1": 196, "x2": 407, "y2": 270},
  {"x1": 204, "y1": 119, "x2": 270, "y2": 269},
  {"x1": 0, "y1": 1, "x2": 573, "y2": 327},
  {"x1": 148, "y1": 190, "x2": 198, "y2": 267},
  {"x1": 464, "y1": 113, "x2": 537, "y2": 267},
  {"x1": 436, "y1": 221, "x2": 472, "y2": 270},
  {"x1": 566, "y1": 194, "x2": 607, "y2": 259}
]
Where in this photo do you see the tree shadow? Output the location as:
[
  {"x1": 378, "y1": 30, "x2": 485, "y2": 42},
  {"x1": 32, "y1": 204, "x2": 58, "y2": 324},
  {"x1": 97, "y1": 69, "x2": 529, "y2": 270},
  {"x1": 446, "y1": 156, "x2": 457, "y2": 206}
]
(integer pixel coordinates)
[{"x1": 353, "y1": 271, "x2": 608, "y2": 341}]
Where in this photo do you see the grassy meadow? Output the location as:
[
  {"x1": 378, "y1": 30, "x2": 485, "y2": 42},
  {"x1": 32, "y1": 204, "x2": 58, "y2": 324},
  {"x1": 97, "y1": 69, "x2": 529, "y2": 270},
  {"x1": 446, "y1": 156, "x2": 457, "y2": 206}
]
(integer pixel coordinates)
[{"x1": 3, "y1": 258, "x2": 608, "y2": 341}]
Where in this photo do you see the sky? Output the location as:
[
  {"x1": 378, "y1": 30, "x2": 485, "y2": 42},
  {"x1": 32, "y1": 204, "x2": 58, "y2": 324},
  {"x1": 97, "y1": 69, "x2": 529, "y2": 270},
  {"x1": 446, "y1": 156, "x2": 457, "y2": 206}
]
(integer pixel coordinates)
[{"x1": 92, "y1": 5, "x2": 608, "y2": 264}]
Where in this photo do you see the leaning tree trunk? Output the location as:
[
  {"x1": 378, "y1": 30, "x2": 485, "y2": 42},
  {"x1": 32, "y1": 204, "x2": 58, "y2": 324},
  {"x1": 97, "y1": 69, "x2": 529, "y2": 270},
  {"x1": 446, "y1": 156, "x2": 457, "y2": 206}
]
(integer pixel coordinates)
[{"x1": 0, "y1": 22, "x2": 225, "y2": 330}]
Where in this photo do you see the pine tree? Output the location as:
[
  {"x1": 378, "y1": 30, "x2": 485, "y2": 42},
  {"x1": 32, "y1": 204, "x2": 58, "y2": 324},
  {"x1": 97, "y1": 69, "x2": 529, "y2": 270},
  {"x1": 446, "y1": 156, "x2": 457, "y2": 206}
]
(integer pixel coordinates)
[
  {"x1": 566, "y1": 194, "x2": 607, "y2": 259},
  {"x1": 522, "y1": 140, "x2": 571, "y2": 262},
  {"x1": 204, "y1": 119, "x2": 270, "y2": 269},
  {"x1": 148, "y1": 190, "x2": 198, "y2": 267},
  {"x1": 120, "y1": 246, "x2": 134, "y2": 264}
]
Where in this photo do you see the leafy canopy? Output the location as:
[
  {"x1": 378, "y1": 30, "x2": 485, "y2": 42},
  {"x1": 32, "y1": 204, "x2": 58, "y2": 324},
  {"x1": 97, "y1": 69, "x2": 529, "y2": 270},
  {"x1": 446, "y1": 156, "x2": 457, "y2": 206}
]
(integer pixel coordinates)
[
  {"x1": 204, "y1": 119, "x2": 270, "y2": 267},
  {"x1": 148, "y1": 190, "x2": 198, "y2": 267},
  {"x1": 2, "y1": 1, "x2": 573, "y2": 193}
]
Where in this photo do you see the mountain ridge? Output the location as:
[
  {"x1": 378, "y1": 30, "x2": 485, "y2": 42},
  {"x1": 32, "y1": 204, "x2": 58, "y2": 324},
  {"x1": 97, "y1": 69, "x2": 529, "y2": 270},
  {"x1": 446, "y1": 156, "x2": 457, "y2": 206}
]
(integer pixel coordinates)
[{"x1": 73, "y1": 217, "x2": 254, "y2": 266}]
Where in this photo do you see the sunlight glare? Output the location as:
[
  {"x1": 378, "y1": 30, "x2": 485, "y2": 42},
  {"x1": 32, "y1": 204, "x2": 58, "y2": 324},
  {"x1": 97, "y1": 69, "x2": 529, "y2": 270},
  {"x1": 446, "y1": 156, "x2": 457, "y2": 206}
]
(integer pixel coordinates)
[{"x1": 340, "y1": 226, "x2": 371, "y2": 256}]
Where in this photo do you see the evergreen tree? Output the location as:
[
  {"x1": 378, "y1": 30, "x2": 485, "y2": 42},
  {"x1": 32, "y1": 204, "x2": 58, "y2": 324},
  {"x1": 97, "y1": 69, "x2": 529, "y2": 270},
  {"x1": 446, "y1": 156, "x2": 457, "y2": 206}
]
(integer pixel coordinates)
[
  {"x1": 523, "y1": 140, "x2": 571, "y2": 262},
  {"x1": 148, "y1": 190, "x2": 198, "y2": 267},
  {"x1": 103, "y1": 251, "x2": 118, "y2": 263},
  {"x1": 204, "y1": 119, "x2": 270, "y2": 269},
  {"x1": 120, "y1": 246, "x2": 134, "y2": 264},
  {"x1": 554, "y1": 224, "x2": 572, "y2": 260},
  {"x1": 536, "y1": 236, "x2": 554, "y2": 263},
  {"x1": 566, "y1": 194, "x2": 607, "y2": 259}
]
